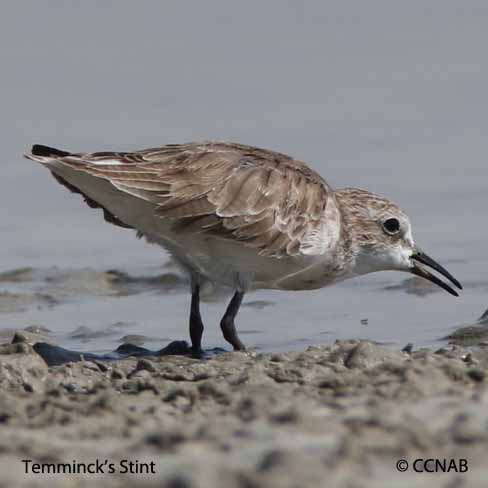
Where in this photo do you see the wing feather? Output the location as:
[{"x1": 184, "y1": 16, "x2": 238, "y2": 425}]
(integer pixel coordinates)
[{"x1": 36, "y1": 142, "x2": 339, "y2": 257}]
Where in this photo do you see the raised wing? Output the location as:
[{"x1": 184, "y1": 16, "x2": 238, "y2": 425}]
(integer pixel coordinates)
[{"x1": 28, "y1": 142, "x2": 339, "y2": 257}]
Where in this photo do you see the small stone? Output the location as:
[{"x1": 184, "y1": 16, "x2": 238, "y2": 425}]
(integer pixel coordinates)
[
  {"x1": 135, "y1": 359, "x2": 156, "y2": 373},
  {"x1": 4, "y1": 342, "x2": 31, "y2": 355},
  {"x1": 0, "y1": 395, "x2": 17, "y2": 422},
  {"x1": 164, "y1": 474, "x2": 193, "y2": 488},
  {"x1": 467, "y1": 368, "x2": 485, "y2": 382},
  {"x1": 269, "y1": 353, "x2": 285, "y2": 362},
  {"x1": 344, "y1": 341, "x2": 400, "y2": 369},
  {"x1": 94, "y1": 360, "x2": 109, "y2": 372},
  {"x1": 11, "y1": 332, "x2": 28, "y2": 344},
  {"x1": 145, "y1": 431, "x2": 184, "y2": 450},
  {"x1": 111, "y1": 368, "x2": 125, "y2": 380},
  {"x1": 451, "y1": 413, "x2": 488, "y2": 443},
  {"x1": 257, "y1": 449, "x2": 288, "y2": 472},
  {"x1": 402, "y1": 343, "x2": 414, "y2": 354},
  {"x1": 270, "y1": 408, "x2": 299, "y2": 424}
]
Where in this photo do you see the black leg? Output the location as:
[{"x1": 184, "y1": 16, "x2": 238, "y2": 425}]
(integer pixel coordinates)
[
  {"x1": 220, "y1": 291, "x2": 246, "y2": 351},
  {"x1": 189, "y1": 285, "x2": 204, "y2": 354}
]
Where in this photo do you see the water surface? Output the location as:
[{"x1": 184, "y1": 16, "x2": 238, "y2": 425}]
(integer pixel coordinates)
[{"x1": 1, "y1": 2, "x2": 486, "y2": 353}]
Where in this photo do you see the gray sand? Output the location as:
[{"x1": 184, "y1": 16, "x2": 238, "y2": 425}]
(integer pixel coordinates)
[{"x1": 1, "y1": 334, "x2": 488, "y2": 487}]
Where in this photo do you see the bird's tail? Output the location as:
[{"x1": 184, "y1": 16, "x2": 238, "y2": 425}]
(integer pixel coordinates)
[{"x1": 24, "y1": 144, "x2": 71, "y2": 162}]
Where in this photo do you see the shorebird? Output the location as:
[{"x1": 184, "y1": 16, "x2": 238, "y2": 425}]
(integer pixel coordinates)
[{"x1": 26, "y1": 142, "x2": 462, "y2": 354}]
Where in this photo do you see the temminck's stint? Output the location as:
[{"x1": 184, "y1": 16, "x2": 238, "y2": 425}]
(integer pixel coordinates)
[{"x1": 26, "y1": 142, "x2": 462, "y2": 354}]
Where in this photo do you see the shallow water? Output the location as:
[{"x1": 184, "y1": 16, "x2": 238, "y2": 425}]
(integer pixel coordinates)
[{"x1": 1, "y1": 2, "x2": 487, "y2": 353}]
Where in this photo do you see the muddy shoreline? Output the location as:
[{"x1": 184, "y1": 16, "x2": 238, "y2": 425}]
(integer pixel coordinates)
[{"x1": 1, "y1": 332, "x2": 488, "y2": 488}]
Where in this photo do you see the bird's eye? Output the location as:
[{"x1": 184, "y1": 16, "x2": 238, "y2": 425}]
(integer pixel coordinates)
[{"x1": 382, "y1": 218, "x2": 401, "y2": 235}]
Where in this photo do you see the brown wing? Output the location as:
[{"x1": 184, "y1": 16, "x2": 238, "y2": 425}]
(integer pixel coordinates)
[{"x1": 42, "y1": 142, "x2": 336, "y2": 258}]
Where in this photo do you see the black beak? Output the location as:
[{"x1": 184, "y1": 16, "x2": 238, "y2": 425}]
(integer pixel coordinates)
[{"x1": 410, "y1": 251, "x2": 463, "y2": 297}]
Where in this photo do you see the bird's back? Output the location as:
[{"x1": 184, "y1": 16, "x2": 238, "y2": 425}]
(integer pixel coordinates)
[{"x1": 26, "y1": 141, "x2": 342, "y2": 289}]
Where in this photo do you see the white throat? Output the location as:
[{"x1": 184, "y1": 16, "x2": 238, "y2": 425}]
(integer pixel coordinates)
[{"x1": 352, "y1": 244, "x2": 413, "y2": 277}]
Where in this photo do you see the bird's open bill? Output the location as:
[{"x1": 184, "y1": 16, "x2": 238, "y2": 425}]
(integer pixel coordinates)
[{"x1": 410, "y1": 251, "x2": 463, "y2": 297}]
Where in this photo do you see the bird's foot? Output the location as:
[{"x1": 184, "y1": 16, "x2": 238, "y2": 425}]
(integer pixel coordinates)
[
  {"x1": 233, "y1": 343, "x2": 247, "y2": 352},
  {"x1": 190, "y1": 346, "x2": 207, "y2": 359}
]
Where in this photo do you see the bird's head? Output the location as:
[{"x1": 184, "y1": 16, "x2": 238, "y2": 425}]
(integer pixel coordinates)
[{"x1": 335, "y1": 188, "x2": 462, "y2": 296}]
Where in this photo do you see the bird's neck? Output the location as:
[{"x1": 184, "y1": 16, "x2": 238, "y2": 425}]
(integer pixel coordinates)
[
  {"x1": 335, "y1": 190, "x2": 386, "y2": 278},
  {"x1": 333, "y1": 191, "x2": 362, "y2": 276}
]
